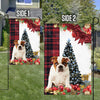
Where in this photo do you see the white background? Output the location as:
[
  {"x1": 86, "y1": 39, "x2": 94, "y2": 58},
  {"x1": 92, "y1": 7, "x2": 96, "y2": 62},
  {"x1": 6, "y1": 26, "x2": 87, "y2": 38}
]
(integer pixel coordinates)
[
  {"x1": 19, "y1": 22, "x2": 40, "y2": 52},
  {"x1": 60, "y1": 28, "x2": 91, "y2": 81}
]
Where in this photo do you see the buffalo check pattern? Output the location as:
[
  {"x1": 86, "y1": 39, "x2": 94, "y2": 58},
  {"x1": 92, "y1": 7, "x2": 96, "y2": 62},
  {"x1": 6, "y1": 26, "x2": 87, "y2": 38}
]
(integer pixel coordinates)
[
  {"x1": 9, "y1": 19, "x2": 19, "y2": 59},
  {"x1": 44, "y1": 24, "x2": 59, "y2": 88}
]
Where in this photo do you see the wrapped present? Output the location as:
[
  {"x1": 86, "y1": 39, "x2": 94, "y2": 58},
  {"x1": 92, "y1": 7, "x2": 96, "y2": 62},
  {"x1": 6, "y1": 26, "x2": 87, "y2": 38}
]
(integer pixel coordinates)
[{"x1": 81, "y1": 74, "x2": 91, "y2": 81}]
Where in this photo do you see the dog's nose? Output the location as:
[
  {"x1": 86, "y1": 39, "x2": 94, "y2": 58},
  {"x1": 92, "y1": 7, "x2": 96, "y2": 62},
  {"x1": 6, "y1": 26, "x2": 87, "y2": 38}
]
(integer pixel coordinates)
[
  {"x1": 58, "y1": 65, "x2": 63, "y2": 72},
  {"x1": 59, "y1": 65, "x2": 63, "y2": 69},
  {"x1": 19, "y1": 46, "x2": 22, "y2": 48},
  {"x1": 18, "y1": 46, "x2": 22, "y2": 50}
]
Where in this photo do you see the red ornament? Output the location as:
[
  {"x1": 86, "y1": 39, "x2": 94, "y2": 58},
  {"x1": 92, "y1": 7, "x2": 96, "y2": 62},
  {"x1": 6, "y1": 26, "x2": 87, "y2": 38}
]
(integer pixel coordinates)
[
  {"x1": 62, "y1": 92, "x2": 66, "y2": 95},
  {"x1": 27, "y1": 58, "x2": 30, "y2": 62},
  {"x1": 34, "y1": 58, "x2": 40, "y2": 65},
  {"x1": 62, "y1": 24, "x2": 66, "y2": 27},
  {"x1": 89, "y1": 88, "x2": 92, "y2": 94},
  {"x1": 14, "y1": 59, "x2": 18, "y2": 62},
  {"x1": 19, "y1": 59, "x2": 22, "y2": 63},
  {"x1": 77, "y1": 87, "x2": 81, "y2": 91},
  {"x1": 65, "y1": 87, "x2": 71, "y2": 92},
  {"x1": 83, "y1": 88, "x2": 88, "y2": 93},
  {"x1": 71, "y1": 84, "x2": 74, "y2": 89},
  {"x1": 23, "y1": 60, "x2": 27, "y2": 63},
  {"x1": 52, "y1": 87, "x2": 58, "y2": 91},
  {"x1": 59, "y1": 85, "x2": 64, "y2": 92},
  {"x1": 30, "y1": 59, "x2": 33, "y2": 62},
  {"x1": 20, "y1": 63, "x2": 23, "y2": 65},
  {"x1": 87, "y1": 85, "x2": 91, "y2": 90},
  {"x1": 74, "y1": 85, "x2": 78, "y2": 90}
]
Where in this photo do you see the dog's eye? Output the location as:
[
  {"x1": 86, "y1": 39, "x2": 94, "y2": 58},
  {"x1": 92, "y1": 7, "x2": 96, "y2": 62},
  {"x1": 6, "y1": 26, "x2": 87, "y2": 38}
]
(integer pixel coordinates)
[
  {"x1": 55, "y1": 62, "x2": 58, "y2": 66},
  {"x1": 63, "y1": 62, "x2": 67, "y2": 66}
]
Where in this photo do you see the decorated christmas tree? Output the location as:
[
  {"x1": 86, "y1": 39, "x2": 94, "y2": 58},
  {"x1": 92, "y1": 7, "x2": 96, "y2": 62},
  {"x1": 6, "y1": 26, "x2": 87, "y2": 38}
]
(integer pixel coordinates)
[
  {"x1": 62, "y1": 40, "x2": 82, "y2": 85},
  {"x1": 21, "y1": 30, "x2": 34, "y2": 58}
]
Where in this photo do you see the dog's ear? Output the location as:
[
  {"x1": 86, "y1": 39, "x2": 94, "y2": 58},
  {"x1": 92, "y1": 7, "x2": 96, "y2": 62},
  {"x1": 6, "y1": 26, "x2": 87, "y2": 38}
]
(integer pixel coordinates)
[
  {"x1": 50, "y1": 56, "x2": 57, "y2": 62},
  {"x1": 21, "y1": 41, "x2": 26, "y2": 46},
  {"x1": 62, "y1": 57, "x2": 70, "y2": 63},
  {"x1": 66, "y1": 57, "x2": 70, "y2": 62},
  {"x1": 14, "y1": 40, "x2": 18, "y2": 45}
]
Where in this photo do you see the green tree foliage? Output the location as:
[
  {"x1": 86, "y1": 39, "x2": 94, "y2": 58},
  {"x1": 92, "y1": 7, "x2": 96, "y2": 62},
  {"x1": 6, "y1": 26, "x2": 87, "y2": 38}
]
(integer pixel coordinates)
[
  {"x1": 63, "y1": 40, "x2": 82, "y2": 84},
  {"x1": 21, "y1": 30, "x2": 34, "y2": 58},
  {"x1": 42, "y1": 0, "x2": 96, "y2": 27},
  {"x1": 95, "y1": 10, "x2": 100, "y2": 30},
  {"x1": 78, "y1": 0, "x2": 96, "y2": 27},
  {"x1": 94, "y1": 47, "x2": 100, "y2": 69},
  {"x1": 41, "y1": 0, "x2": 71, "y2": 26}
]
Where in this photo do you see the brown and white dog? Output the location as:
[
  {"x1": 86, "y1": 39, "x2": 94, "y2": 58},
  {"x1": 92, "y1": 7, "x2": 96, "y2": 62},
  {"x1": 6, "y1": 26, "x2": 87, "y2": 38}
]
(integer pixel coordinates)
[
  {"x1": 11, "y1": 40, "x2": 27, "y2": 61},
  {"x1": 46, "y1": 56, "x2": 71, "y2": 90}
]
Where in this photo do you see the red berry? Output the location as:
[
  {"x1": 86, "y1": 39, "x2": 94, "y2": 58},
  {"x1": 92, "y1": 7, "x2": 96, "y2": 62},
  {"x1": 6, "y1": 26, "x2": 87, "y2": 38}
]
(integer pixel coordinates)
[
  {"x1": 34, "y1": 59, "x2": 40, "y2": 65},
  {"x1": 87, "y1": 85, "x2": 91, "y2": 90},
  {"x1": 59, "y1": 85, "x2": 64, "y2": 92},
  {"x1": 30, "y1": 60, "x2": 33, "y2": 62},
  {"x1": 77, "y1": 87, "x2": 81, "y2": 91},
  {"x1": 20, "y1": 63, "x2": 23, "y2": 65},
  {"x1": 19, "y1": 59, "x2": 22, "y2": 63},
  {"x1": 23, "y1": 60, "x2": 27, "y2": 63},
  {"x1": 62, "y1": 92, "x2": 66, "y2": 95},
  {"x1": 83, "y1": 88, "x2": 88, "y2": 93},
  {"x1": 37, "y1": 58, "x2": 40, "y2": 61},
  {"x1": 14, "y1": 59, "x2": 18, "y2": 62},
  {"x1": 89, "y1": 89, "x2": 92, "y2": 94},
  {"x1": 67, "y1": 88, "x2": 71, "y2": 92},
  {"x1": 74, "y1": 85, "x2": 77, "y2": 90},
  {"x1": 77, "y1": 92, "x2": 80, "y2": 95},
  {"x1": 71, "y1": 84, "x2": 74, "y2": 89},
  {"x1": 53, "y1": 87, "x2": 58, "y2": 91}
]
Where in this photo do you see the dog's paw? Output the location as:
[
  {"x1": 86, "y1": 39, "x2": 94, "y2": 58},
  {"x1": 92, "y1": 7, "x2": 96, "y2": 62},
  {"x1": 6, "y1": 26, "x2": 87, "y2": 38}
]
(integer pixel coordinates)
[
  {"x1": 10, "y1": 60, "x2": 13, "y2": 63},
  {"x1": 45, "y1": 88, "x2": 49, "y2": 93},
  {"x1": 45, "y1": 87, "x2": 52, "y2": 93}
]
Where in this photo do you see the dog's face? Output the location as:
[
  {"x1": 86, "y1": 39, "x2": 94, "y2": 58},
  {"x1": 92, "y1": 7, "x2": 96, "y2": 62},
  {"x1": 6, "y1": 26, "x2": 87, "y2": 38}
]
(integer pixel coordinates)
[
  {"x1": 51, "y1": 56, "x2": 70, "y2": 73},
  {"x1": 14, "y1": 40, "x2": 25, "y2": 51}
]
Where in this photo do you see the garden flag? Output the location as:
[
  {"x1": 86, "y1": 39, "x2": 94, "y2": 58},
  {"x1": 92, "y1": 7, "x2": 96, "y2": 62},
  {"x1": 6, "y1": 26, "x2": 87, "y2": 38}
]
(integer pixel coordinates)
[
  {"x1": 44, "y1": 24, "x2": 92, "y2": 95},
  {"x1": 9, "y1": 19, "x2": 40, "y2": 65}
]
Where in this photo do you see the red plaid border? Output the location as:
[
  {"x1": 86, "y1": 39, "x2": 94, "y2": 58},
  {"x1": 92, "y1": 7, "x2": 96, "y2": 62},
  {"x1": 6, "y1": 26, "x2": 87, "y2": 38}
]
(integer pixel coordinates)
[
  {"x1": 9, "y1": 19, "x2": 19, "y2": 59},
  {"x1": 44, "y1": 24, "x2": 59, "y2": 88}
]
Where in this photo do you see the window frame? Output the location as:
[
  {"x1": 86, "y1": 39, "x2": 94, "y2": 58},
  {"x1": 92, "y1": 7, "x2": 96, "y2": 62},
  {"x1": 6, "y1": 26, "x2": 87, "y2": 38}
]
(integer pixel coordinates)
[{"x1": 16, "y1": 0, "x2": 33, "y2": 5}]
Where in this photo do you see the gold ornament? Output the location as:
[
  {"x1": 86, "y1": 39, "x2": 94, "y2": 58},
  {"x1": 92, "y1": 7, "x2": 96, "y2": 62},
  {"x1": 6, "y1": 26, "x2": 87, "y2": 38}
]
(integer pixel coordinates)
[
  {"x1": 35, "y1": 18, "x2": 39, "y2": 22},
  {"x1": 54, "y1": 24, "x2": 58, "y2": 28},
  {"x1": 15, "y1": 19, "x2": 18, "y2": 21},
  {"x1": 84, "y1": 91, "x2": 90, "y2": 95},
  {"x1": 84, "y1": 24, "x2": 90, "y2": 29}
]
